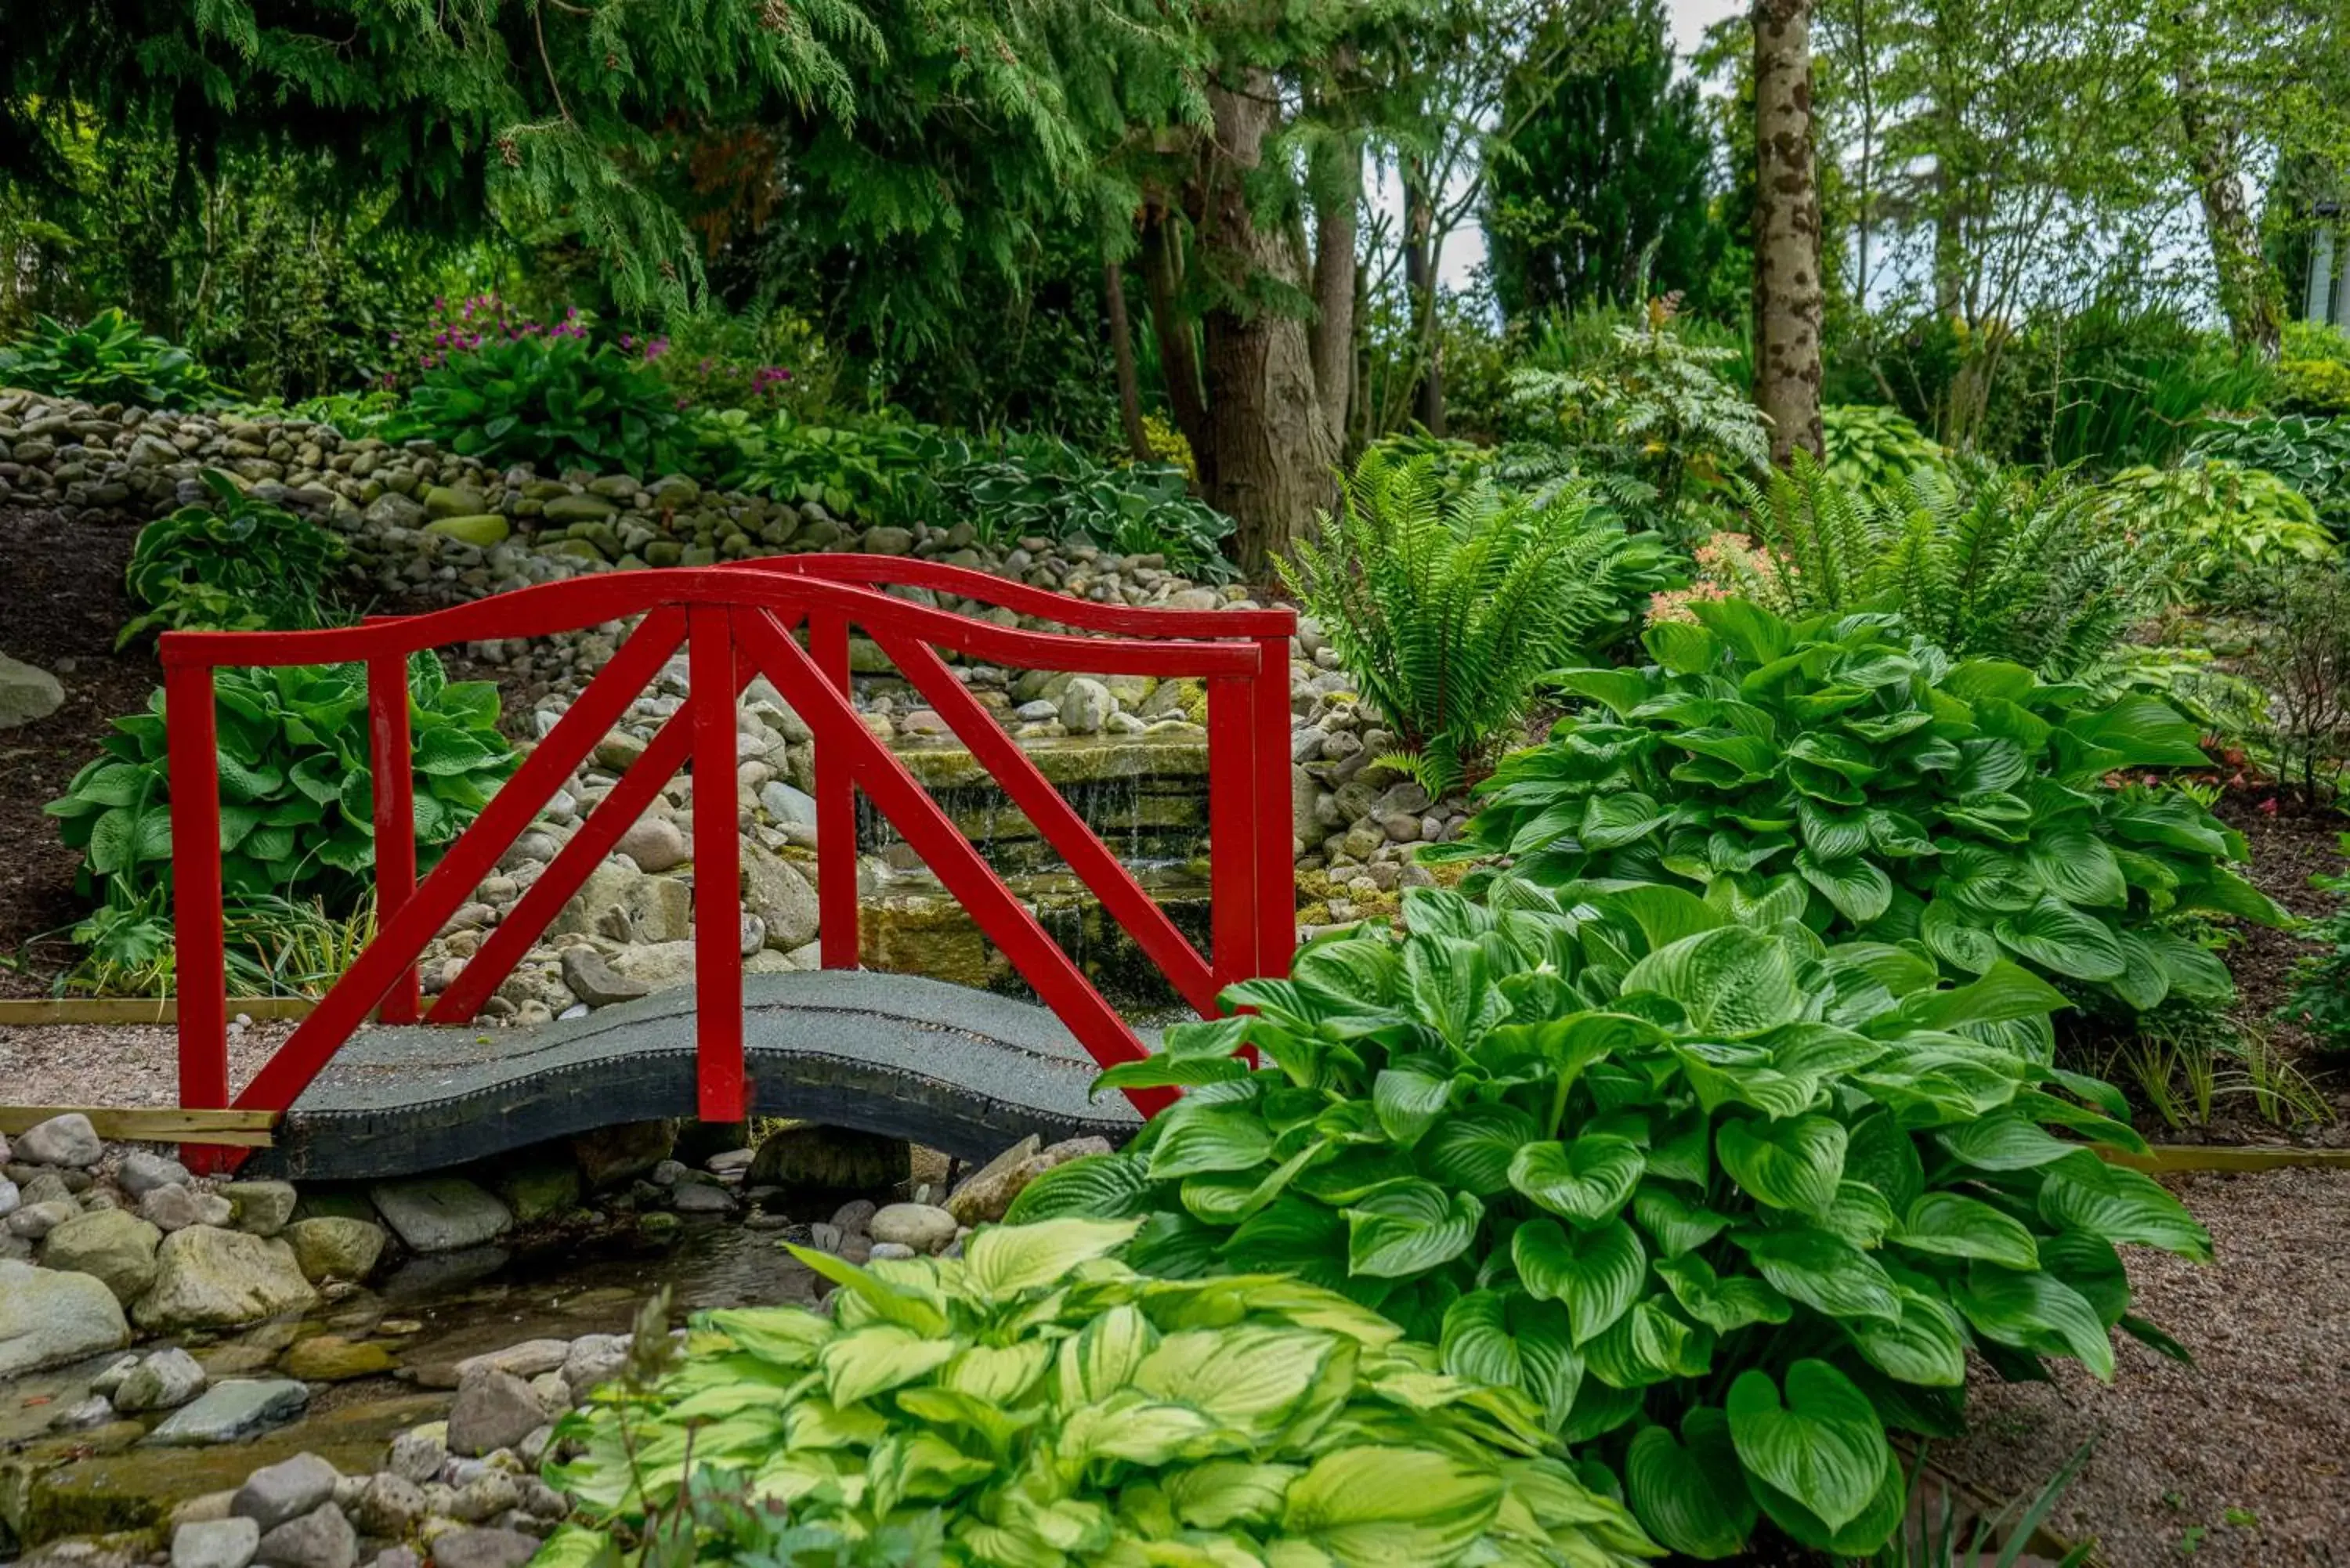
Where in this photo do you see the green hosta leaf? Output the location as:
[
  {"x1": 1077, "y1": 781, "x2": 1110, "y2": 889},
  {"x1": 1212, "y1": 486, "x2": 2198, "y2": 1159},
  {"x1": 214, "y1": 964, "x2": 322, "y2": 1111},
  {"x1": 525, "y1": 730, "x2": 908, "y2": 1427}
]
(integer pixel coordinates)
[
  {"x1": 1842, "y1": 1113, "x2": 1924, "y2": 1212},
  {"x1": 1954, "y1": 1263, "x2": 2116, "y2": 1380},
  {"x1": 1437, "y1": 1290, "x2": 1582, "y2": 1427},
  {"x1": 1795, "y1": 849, "x2": 1893, "y2": 924},
  {"x1": 1343, "y1": 1180, "x2": 1483, "y2": 1280},
  {"x1": 1094, "y1": 1053, "x2": 1253, "y2": 1090},
  {"x1": 1936, "y1": 1111, "x2": 2077, "y2": 1171},
  {"x1": 1920, "y1": 897, "x2": 2001, "y2": 975},
  {"x1": 2037, "y1": 1151, "x2": 2214, "y2": 1260},
  {"x1": 1059, "y1": 1391, "x2": 1218, "y2": 1469},
  {"x1": 1512, "y1": 1216, "x2": 1647, "y2": 1343},
  {"x1": 1004, "y1": 1152, "x2": 1156, "y2": 1223},
  {"x1": 1148, "y1": 1101, "x2": 1276, "y2": 1180},
  {"x1": 1421, "y1": 1103, "x2": 1541, "y2": 1196},
  {"x1": 1736, "y1": 1227, "x2": 1900, "y2": 1321},
  {"x1": 964, "y1": 1218, "x2": 1141, "y2": 1299},
  {"x1": 1585, "y1": 1299, "x2": 1713, "y2": 1387},
  {"x1": 2027, "y1": 823, "x2": 2127, "y2": 909},
  {"x1": 817, "y1": 1324, "x2": 958, "y2": 1407},
  {"x1": 1509, "y1": 1135, "x2": 1646, "y2": 1223},
  {"x1": 1278, "y1": 1446, "x2": 1506, "y2": 1566},
  {"x1": 1626, "y1": 1409, "x2": 1758, "y2": 1560},
  {"x1": 1993, "y1": 897, "x2": 2127, "y2": 981},
  {"x1": 1633, "y1": 1183, "x2": 1731, "y2": 1255},
  {"x1": 1654, "y1": 1252, "x2": 1791, "y2": 1334},
  {"x1": 1846, "y1": 1288, "x2": 1969, "y2": 1387},
  {"x1": 1799, "y1": 798, "x2": 1871, "y2": 860},
  {"x1": 1371, "y1": 1063, "x2": 1455, "y2": 1147},
  {"x1": 1133, "y1": 1324, "x2": 1336, "y2": 1432},
  {"x1": 2066, "y1": 695, "x2": 2210, "y2": 771},
  {"x1": 1890, "y1": 959, "x2": 2070, "y2": 1034},
  {"x1": 1893, "y1": 1192, "x2": 2041, "y2": 1270},
  {"x1": 1726, "y1": 1361, "x2": 1893, "y2": 1534},
  {"x1": 1621, "y1": 926, "x2": 1806, "y2": 1035},
  {"x1": 1582, "y1": 791, "x2": 1669, "y2": 849},
  {"x1": 1716, "y1": 1115, "x2": 1847, "y2": 1215},
  {"x1": 1404, "y1": 934, "x2": 1513, "y2": 1046}
]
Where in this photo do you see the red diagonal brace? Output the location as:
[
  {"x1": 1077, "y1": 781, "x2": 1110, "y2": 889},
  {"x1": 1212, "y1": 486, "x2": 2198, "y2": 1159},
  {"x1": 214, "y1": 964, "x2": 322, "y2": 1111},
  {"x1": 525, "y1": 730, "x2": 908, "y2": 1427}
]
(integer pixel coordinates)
[{"x1": 731, "y1": 607, "x2": 1173, "y2": 1117}]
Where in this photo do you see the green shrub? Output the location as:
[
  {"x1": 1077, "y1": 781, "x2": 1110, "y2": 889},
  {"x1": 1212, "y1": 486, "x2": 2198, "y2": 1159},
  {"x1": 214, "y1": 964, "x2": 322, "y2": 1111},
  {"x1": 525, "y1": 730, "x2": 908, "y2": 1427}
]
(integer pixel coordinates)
[
  {"x1": 1438, "y1": 600, "x2": 2282, "y2": 1015},
  {"x1": 0, "y1": 309, "x2": 223, "y2": 409},
  {"x1": 544, "y1": 1217, "x2": 1656, "y2": 1568},
  {"x1": 2186, "y1": 414, "x2": 2350, "y2": 533},
  {"x1": 933, "y1": 432, "x2": 1235, "y2": 575},
  {"x1": 1281, "y1": 448, "x2": 1672, "y2": 793},
  {"x1": 1729, "y1": 456, "x2": 2142, "y2": 680},
  {"x1": 1025, "y1": 885, "x2": 2203, "y2": 1558},
  {"x1": 118, "y1": 471, "x2": 347, "y2": 647},
  {"x1": 385, "y1": 334, "x2": 690, "y2": 476},
  {"x1": 1821, "y1": 404, "x2": 1947, "y2": 496},
  {"x1": 2096, "y1": 459, "x2": 2337, "y2": 606},
  {"x1": 45, "y1": 654, "x2": 518, "y2": 915},
  {"x1": 691, "y1": 410, "x2": 946, "y2": 528},
  {"x1": 2276, "y1": 322, "x2": 2350, "y2": 417}
]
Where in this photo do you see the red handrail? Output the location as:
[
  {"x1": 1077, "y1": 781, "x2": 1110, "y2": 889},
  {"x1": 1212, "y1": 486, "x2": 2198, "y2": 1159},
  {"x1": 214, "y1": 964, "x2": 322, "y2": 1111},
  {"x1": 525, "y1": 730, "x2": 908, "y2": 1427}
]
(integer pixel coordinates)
[{"x1": 161, "y1": 558, "x2": 1295, "y2": 1170}]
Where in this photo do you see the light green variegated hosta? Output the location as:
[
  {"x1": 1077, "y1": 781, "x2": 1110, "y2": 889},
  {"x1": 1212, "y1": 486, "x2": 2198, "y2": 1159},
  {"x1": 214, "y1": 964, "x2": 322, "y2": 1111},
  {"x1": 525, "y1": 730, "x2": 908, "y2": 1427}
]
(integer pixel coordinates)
[
  {"x1": 1013, "y1": 886, "x2": 2210, "y2": 1559},
  {"x1": 541, "y1": 1217, "x2": 1658, "y2": 1568},
  {"x1": 1431, "y1": 598, "x2": 2283, "y2": 1017}
]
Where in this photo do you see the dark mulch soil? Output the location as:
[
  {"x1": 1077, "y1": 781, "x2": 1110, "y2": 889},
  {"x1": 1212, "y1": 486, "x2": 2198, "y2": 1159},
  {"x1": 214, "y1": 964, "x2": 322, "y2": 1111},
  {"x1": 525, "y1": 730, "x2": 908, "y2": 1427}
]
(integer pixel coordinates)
[{"x1": 0, "y1": 506, "x2": 159, "y2": 995}]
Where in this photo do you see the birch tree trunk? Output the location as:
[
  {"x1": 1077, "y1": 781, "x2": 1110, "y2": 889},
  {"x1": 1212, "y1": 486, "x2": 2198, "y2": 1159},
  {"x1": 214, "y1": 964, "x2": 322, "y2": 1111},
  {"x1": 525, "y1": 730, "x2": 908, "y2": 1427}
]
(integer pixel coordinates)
[{"x1": 1752, "y1": 0, "x2": 1825, "y2": 464}]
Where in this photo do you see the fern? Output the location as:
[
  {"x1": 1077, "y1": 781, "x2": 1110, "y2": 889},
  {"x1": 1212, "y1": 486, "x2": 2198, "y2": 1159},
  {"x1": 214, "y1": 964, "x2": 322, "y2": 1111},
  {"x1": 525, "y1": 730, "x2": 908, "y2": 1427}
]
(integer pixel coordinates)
[
  {"x1": 1282, "y1": 450, "x2": 1665, "y2": 792},
  {"x1": 1729, "y1": 454, "x2": 2151, "y2": 681}
]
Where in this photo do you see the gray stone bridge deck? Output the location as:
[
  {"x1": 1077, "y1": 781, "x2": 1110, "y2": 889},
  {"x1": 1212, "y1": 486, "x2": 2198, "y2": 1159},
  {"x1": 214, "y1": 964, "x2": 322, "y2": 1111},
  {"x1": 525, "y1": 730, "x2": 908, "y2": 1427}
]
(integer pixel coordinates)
[{"x1": 254, "y1": 970, "x2": 1148, "y2": 1180}]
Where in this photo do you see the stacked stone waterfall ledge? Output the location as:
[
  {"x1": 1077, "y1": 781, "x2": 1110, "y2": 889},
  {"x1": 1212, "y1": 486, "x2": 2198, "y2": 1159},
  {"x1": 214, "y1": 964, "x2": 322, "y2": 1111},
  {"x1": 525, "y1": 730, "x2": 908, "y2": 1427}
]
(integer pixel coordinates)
[
  {"x1": 1, "y1": 1108, "x2": 1108, "y2": 1568},
  {"x1": 0, "y1": 387, "x2": 1464, "y2": 1014}
]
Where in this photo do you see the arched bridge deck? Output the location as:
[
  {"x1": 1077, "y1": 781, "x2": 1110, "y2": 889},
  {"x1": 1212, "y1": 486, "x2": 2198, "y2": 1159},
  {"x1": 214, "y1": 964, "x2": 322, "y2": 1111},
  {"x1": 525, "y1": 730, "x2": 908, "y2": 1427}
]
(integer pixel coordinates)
[{"x1": 253, "y1": 970, "x2": 1148, "y2": 1181}]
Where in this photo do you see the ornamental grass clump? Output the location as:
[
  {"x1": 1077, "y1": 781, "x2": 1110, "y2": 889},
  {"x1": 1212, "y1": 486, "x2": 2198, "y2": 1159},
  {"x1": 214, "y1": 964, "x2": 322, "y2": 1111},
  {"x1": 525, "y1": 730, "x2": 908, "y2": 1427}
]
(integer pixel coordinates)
[
  {"x1": 1437, "y1": 598, "x2": 2282, "y2": 1017},
  {"x1": 543, "y1": 1217, "x2": 1657, "y2": 1568},
  {"x1": 1016, "y1": 886, "x2": 2209, "y2": 1559}
]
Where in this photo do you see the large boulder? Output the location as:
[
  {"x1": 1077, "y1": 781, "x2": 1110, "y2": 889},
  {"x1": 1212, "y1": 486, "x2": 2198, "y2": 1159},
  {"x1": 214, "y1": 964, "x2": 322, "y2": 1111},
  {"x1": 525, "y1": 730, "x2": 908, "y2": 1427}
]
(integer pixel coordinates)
[
  {"x1": 134, "y1": 1226, "x2": 320, "y2": 1330},
  {"x1": 742, "y1": 842, "x2": 820, "y2": 950},
  {"x1": 0, "y1": 652, "x2": 64, "y2": 730},
  {"x1": 947, "y1": 1135, "x2": 1113, "y2": 1226},
  {"x1": 446, "y1": 1368, "x2": 548, "y2": 1458},
  {"x1": 114, "y1": 1346, "x2": 209, "y2": 1412},
  {"x1": 571, "y1": 1121, "x2": 677, "y2": 1190},
  {"x1": 14, "y1": 1111, "x2": 103, "y2": 1166},
  {"x1": 280, "y1": 1217, "x2": 388, "y2": 1284},
  {"x1": 219, "y1": 1180, "x2": 299, "y2": 1237},
  {"x1": 748, "y1": 1124, "x2": 910, "y2": 1192},
  {"x1": 149, "y1": 1378, "x2": 311, "y2": 1445},
  {"x1": 42, "y1": 1206, "x2": 164, "y2": 1302},
  {"x1": 0, "y1": 1259, "x2": 131, "y2": 1375},
  {"x1": 367, "y1": 1179, "x2": 512, "y2": 1254}
]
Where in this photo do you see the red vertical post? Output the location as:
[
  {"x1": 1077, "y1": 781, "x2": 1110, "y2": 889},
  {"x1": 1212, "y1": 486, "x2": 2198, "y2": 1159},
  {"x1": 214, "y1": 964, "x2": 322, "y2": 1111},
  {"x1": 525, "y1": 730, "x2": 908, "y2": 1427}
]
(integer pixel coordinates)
[
  {"x1": 164, "y1": 656, "x2": 229, "y2": 1170},
  {"x1": 811, "y1": 610, "x2": 859, "y2": 969},
  {"x1": 691, "y1": 606, "x2": 745, "y2": 1122},
  {"x1": 367, "y1": 653, "x2": 420, "y2": 1024},
  {"x1": 1253, "y1": 635, "x2": 1296, "y2": 979},
  {"x1": 1205, "y1": 674, "x2": 1254, "y2": 1003}
]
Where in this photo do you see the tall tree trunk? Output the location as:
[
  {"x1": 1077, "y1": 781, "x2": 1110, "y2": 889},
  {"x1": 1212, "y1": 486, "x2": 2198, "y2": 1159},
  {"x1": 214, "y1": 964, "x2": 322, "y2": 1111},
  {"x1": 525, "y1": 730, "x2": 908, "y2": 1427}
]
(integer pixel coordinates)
[
  {"x1": 2172, "y1": 30, "x2": 2283, "y2": 356},
  {"x1": 1138, "y1": 204, "x2": 1213, "y2": 491},
  {"x1": 1102, "y1": 259, "x2": 1153, "y2": 462},
  {"x1": 1752, "y1": 0, "x2": 1825, "y2": 464},
  {"x1": 1307, "y1": 131, "x2": 1361, "y2": 455},
  {"x1": 1401, "y1": 160, "x2": 1445, "y2": 435},
  {"x1": 1197, "y1": 70, "x2": 1342, "y2": 579}
]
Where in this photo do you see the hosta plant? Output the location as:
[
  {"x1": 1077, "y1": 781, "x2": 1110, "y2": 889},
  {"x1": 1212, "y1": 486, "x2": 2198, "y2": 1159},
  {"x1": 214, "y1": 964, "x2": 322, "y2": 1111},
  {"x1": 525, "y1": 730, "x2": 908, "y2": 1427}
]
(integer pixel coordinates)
[
  {"x1": 1017, "y1": 887, "x2": 2207, "y2": 1557},
  {"x1": 2096, "y1": 459, "x2": 2337, "y2": 607},
  {"x1": 119, "y1": 469, "x2": 347, "y2": 646},
  {"x1": 385, "y1": 333, "x2": 691, "y2": 477},
  {"x1": 542, "y1": 1217, "x2": 1658, "y2": 1568},
  {"x1": 1437, "y1": 599, "x2": 2282, "y2": 1014},
  {"x1": 0, "y1": 308, "x2": 223, "y2": 408},
  {"x1": 1821, "y1": 404, "x2": 1947, "y2": 497},
  {"x1": 46, "y1": 653, "x2": 517, "y2": 916}
]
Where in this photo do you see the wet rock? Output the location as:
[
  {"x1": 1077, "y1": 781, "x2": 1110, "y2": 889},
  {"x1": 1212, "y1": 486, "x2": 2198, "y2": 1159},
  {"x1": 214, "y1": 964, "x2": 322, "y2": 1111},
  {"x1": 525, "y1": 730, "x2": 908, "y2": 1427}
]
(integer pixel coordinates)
[
  {"x1": 89, "y1": 1353, "x2": 141, "y2": 1396},
  {"x1": 254, "y1": 1503, "x2": 356, "y2": 1568},
  {"x1": 121, "y1": 1151, "x2": 194, "y2": 1198},
  {"x1": 136, "y1": 1227, "x2": 320, "y2": 1330},
  {"x1": 51, "y1": 1394, "x2": 118, "y2": 1430},
  {"x1": 869, "y1": 1203, "x2": 957, "y2": 1254},
  {"x1": 282, "y1": 1218, "x2": 388, "y2": 1284},
  {"x1": 570, "y1": 1122, "x2": 676, "y2": 1190},
  {"x1": 14, "y1": 1112, "x2": 102, "y2": 1166},
  {"x1": 446, "y1": 1370, "x2": 546, "y2": 1458},
  {"x1": 428, "y1": 1529, "x2": 538, "y2": 1568},
  {"x1": 174, "y1": 1517, "x2": 262, "y2": 1568},
  {"x1": 114, "y1": 1346, "x2": 209, "y2": 1412},
  {"x1": 492, "y1": 1160, "x2": 581, "y2": 1224},
  {"x1": 747, "y1": 1125, "x2": 909, "y2": 1192},
  {"x1": 150, "y1": 1379, "x2": 311, "y2": 1445},
  {"x1": 368, "y1": 1180, "x2": 512, "y2": 1255},
  {"x1": 0, "y1": 1259, "x2": 131, "y2": 1375},
  {"x1": 281, "y1": 1335, "x2": 396, "y2": 1382},
  {"x1": 42, "y1": 1207, "x2": 163, "y2": 1302},
  {"x1": 1058, "y1": 677, "x2": 1115, "y2": 734},
  {"x1": 233, "y1": 1454, "x2": 342, "y2": 1533},
  {"x1": 669, "y1": 1181, "x2": 736, "y2": 1215},
  {"x1": 221, "y1": 1182, "x2": 300, "y2": 1237}
]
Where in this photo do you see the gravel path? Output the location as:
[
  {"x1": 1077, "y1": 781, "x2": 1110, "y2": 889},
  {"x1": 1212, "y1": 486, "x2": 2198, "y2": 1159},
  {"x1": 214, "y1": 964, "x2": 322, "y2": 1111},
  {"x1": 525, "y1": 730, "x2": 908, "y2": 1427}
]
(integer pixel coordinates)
[
  {"x1": 0, "y1": 1020, "x2": 291, "y2": 1104},
  {"x1": 1940, "y1": 1168, "x2": 2350, "y2": 1567}
]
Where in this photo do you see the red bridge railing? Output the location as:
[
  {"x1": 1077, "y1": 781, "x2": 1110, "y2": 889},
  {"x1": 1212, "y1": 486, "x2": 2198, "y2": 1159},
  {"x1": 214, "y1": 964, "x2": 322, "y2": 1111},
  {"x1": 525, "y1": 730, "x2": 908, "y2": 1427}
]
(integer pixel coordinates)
[{"x1": 161, "y1": 558, "x2": 1295, "y2": 1170}]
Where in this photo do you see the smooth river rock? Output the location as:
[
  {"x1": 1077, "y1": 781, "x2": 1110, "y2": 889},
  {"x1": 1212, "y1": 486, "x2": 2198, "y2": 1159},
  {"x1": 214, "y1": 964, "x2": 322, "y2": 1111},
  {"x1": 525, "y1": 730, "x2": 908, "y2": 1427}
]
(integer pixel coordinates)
[
  {"x1": 42, "y1": 1206, "x2": 164, "y2": 1302},
  {"x1": 136, "y1": 1226, "x2": 320, "y2": 1330},
  {"x1": 367, "y1": 1178, "x2": 512, "y2": 1253},
  {"x1": 149, "y1": 1378, "x2": 312, "y2": 1445},
  {"x1": 0, "y1": 1259, "x2": 131, "y2": 1375}
]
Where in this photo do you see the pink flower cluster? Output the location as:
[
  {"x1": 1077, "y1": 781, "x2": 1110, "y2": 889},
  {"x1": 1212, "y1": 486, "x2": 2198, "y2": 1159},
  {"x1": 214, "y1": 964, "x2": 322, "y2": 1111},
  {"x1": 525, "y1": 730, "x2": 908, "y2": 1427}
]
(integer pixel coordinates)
[{"x1": 395, "y1": 294, "x2": 591, "y2": 373}]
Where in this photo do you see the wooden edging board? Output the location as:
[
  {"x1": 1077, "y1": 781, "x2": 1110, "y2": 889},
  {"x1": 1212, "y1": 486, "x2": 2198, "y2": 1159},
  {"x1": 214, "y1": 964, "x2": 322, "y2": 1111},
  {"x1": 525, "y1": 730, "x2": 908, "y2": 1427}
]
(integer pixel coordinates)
[
  {"x1": 0, "y1": 996, "x2": 316, "y2": 1026},
  {"x1": 2106, "y1": 1143, "x2": 2350, "y2": 1174},
  {"x1": 0, "y1": 1105, "x2": 279, "y2": 1147}
]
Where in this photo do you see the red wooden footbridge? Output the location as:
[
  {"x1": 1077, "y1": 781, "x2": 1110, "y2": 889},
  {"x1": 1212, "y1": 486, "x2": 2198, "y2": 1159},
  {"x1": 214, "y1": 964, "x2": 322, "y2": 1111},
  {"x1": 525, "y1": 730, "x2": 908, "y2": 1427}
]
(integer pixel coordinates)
[{"x1": 158, "y1": 558, "x2": 1293, "y2": 1176}]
